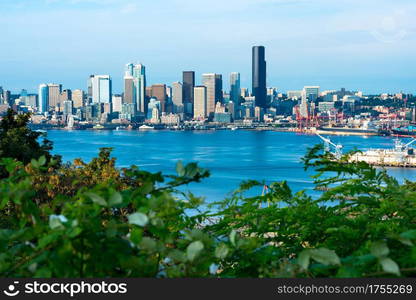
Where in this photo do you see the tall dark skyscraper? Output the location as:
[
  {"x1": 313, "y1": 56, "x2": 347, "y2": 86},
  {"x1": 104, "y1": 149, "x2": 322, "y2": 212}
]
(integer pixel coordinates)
[
  {"x1": 215, "y1": 74, "x2": 223, "y2": 103},
  {"x1": 252, "y1": 46, "x2": 267, "y2": 108},
  {"x1": 183, "y1": 71, "x2": 195, "y2": 104}
]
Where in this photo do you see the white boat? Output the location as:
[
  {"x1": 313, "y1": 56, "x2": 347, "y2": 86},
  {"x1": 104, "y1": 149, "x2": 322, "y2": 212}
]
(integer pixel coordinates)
[{"x1": 139, "y1": 124, "x2": 155, "y2": 130}]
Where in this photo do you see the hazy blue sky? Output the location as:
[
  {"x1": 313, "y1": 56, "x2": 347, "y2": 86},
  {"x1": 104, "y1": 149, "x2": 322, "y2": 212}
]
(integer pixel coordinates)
[{"x1": 0, "y1": 0, "x2": 415, "y2": 94}]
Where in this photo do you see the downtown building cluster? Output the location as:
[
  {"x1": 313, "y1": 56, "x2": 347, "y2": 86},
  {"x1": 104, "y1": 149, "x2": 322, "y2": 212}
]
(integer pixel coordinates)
[
  {"x1": 0, "y1": 46, "x2": 268, "y2": 127},
  {"x1": 0, "y1": 46, "x2": 415, "y2": 130}
]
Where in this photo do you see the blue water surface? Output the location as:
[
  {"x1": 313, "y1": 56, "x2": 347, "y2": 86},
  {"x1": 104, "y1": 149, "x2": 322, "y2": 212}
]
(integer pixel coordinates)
[{"x1": 46, "y1": 130, "x2": 416, "y2": 202}]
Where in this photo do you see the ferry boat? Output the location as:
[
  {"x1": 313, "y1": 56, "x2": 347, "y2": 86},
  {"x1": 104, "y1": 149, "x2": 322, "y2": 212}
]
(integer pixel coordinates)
[
  {"x1": 139, "y1": 124, "x2": 155, "y2": 130},
  {"x1": 92, "y1": 124, "x2": 105, "y2": 130}
]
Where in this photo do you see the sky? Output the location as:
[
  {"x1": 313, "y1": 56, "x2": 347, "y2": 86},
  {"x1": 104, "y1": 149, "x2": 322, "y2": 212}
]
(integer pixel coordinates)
[{"x1": 0, "y1": 0, "x2": 415, "y2": 94}]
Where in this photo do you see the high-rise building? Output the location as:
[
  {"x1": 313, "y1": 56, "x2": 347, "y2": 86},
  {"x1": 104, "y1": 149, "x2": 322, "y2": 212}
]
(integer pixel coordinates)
[
  {"x1": 72, "y1": 89, "x2": 84, "y2": 108},
  {"x1": 202, "y1": 73, "x2": 217, "y2": 116},
  {"x1": 303, "y1": 86, "x2": 320, "y2": 102},
  {"x1": 230, "y1": 72, "x2": 241, "y2": 105},
  {"x1": 193, "y1": 86, "x2": 207, "y2": 119},
  {"x1": 215, "y1": 74, "x2": 223, "y2": 103},
  {"x1": 123, "y1": 76, "x2": 135, "y2": 104},
  {"x1": 60, "y1": 89, "x2": 72, "y2": 103},
  {"x1": 133, "y1": 64, "x2": 146, "y2": 114},
  {"x1": 112, "y1": 95, "x2": 123, "y2": 113},
  {"x1": 183, "y1": 71, "x2": 195, "y2": 113},
  {"x1": 252, "y1": 46, "x2": 267, "y2": 108},
  {"x1": 124, "y1": 63, "x2": 146, "y2": 114},
  {"x1": 47, "y1": 83, "x2": 62, "y2": 108},
  {"x1": 90, "y1": 75, "x2": 112, "y2": 104},
  {"x1": 38, "y1": 84, "x2": 49, "y2": 113},
  {"x1": 172, "y1": 82, "x2": 183, "y2": 107},
  {"x1": 3, "y1": 90, "x2": 11, "y2": 106},
  {"x1": 63, "y1": 100, "x2": 73, "y2": 116},
  {"x1": 151, "y1": 84, "x2": 167, "y2": 112}
]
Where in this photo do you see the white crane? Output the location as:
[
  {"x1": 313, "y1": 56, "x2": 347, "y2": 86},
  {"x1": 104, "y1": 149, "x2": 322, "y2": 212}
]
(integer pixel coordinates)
[{"x1": 316, "y1": 133, "x2": 343, "y2": 159}]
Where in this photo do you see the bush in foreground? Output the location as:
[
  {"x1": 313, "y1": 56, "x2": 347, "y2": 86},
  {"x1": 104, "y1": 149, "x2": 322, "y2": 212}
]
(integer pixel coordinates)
[{"x1": 0, "y1": 111, "x2": 415, "y2": 277}]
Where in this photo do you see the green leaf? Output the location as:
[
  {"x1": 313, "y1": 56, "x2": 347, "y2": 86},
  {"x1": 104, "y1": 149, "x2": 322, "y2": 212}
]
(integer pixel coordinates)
[
  {"x1": 215, "y1": 243, "x2": 229, "y2": 259},
  {"x1": 130, "y1": 228, "x2": 143, "y2": 245},
  {"x1": 229, "y1": 230, "x2": 237, "y2": 246},
  {"x1": 128, "y1": 212, "x2": 149, "y2": 227},
  {"x1": 309, "y1": 248, "x2": 340, "y2": 266},
  {"x1": 38, "y1": 156, "x2": 46, "y2": 166},
  {"x1": 187, "y1": 241, "x2": 204, "y2": 261},
  {"x1": 139, "y1": 237, "x2": 157, "y2": 251},
  {"x1": 371, "y1": 241, "x2": 389, "y2": 258},
  {"x1": 108, "y1": 192, "x2": 122, "y2": 206},
  {"x1": 298, "y1": 250, "x2": 310, "y2": 270},
  {"x1": 401, "y1": 230, "x2": 416, "y2": 240},
  {"x1": 379, "y1": 257, "x2": 400, "y2": 276},
  {"x1": 86, "y1": 193, "x2": 107, "y2": 206}
]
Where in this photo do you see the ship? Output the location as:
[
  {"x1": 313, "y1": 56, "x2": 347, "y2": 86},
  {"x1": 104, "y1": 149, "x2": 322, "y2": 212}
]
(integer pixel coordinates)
[
  {"x1": 317, "y1": 133, "x2": 416, "y2": 168},
  {"x1": 316, "y1": 121, "x2": 378, "y2": 136},
  {"x1": 139, "y1": 124, "x2": 155, "y2": 130},
  {"x1": 92, "y1": 124, "x2": 105, "y2": 130}
]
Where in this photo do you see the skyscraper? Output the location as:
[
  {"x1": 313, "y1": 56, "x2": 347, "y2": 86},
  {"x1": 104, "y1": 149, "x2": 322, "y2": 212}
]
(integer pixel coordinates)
[
  {"x1": 252, "y1": 46, "x2": 267, "y2": 108},
  {"x1": 215, "y1": 74, "x2": 223, "y2": 103},
  {"x1": 193, "y1": 86, "x2": 207, "y2": 119},
  {"x1": 172, "y1": 82, "x2": 183, "y2": 106},
  {"x1": 183, "y1": 71, "x2": 195, "y2": 113},
  {"x1": 230, "y1": 72, "x2": 241, "y2": 105},
  {"x1": 38, "y1": 84, "x2": 49, "y2": 113},
  {"x1": 303, "y1": 86, "x2": 320, "y2": 102},
  {"x1": 47, "y1": 83, "x2": 62, "y2": 108},
  {"x1": 90, "y1": 75, "x2": 112, "y2": 104},
  {"x1": 202, "y1": 73, "x2": 217, "y2": 116},
  {"x1": 151, "y1": 84, "x2": 167, "y2": 112},
  {"x1": 123, "y1": 76, "x2": 135, "y2": 104},
  {"x1": 133, "y1": 64, "x2": 146, "y2": 114},
  {"x1": 72, "y1": 89, "x2": 84, "y2": 108}
]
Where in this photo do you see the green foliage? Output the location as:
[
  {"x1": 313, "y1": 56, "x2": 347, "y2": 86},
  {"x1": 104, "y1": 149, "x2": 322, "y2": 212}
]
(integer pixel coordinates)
[
  {"x1": 0, "y1": 124, "x2": 415, "y2": 277},
  {"x1": 0, "y1": 110, "x2": 60, "y2": 176}
]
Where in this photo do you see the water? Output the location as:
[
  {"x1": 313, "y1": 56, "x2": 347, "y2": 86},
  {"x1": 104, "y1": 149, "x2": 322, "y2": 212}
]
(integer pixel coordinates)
[{"x1": 46, "y1": 130, "x2": 416, "y2": 202}]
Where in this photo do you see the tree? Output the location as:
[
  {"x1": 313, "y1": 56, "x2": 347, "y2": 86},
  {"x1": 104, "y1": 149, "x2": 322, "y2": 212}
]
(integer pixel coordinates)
[{"x1": 0, "y1": 109, "x2": 60, "y2": 174}]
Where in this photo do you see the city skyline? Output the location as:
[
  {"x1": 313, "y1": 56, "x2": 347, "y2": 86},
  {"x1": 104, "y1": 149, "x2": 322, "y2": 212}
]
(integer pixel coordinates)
[{"x1": 1, "y1": 0, "x2": 415, "y2": 94}]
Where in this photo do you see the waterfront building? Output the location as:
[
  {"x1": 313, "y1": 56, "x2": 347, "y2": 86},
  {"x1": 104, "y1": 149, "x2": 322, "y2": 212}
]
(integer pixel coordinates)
[
  {"x1": 183, "y1": 71, "x2": 195, "y2": 114},
  {"x1": 90, "y1": 75, "x2": 112, "y2": 104},
  {"x1": 230, "y1": 72, "x2": 241, "y2": 106},
  {"x1": 112, "y1": 95, "x2": 123, "y2": 113},
  {"x1": 72, "y1": 89, "x2": 84, "y2": 108},
  {"x1": 213, "y1": 102, "x2": 231, "y2": 123},
  {"x1": 252, "y1": 46, "x2": 267, "y2": 108},
  {"x1": 193, "y1": 86, "x2": 207, "y2": 119},
  {"x1": 255, "y1": 106, "x2": 263, "y2": 122},
  {"x1": 147, "y1": 98, "x2": 161, "y2": 119},
  {"x1": 120, "y1": 103, "x2": 136, "y2": 121},
  {"x1": 150, "y1": 107, "x2": 160, "y2": 124},
  {"x1": 160, "y1": 113, "x2": 181, "y2": 125},
  {"x1": 227, "y1": 101, "x2": 236, "y2": 120},
  {"x1": 202, "y1": 73, "x2": 217, "y2": 117},
  {"x1": 38, "y1": 84, "x2": 49, "y2": 113}
]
